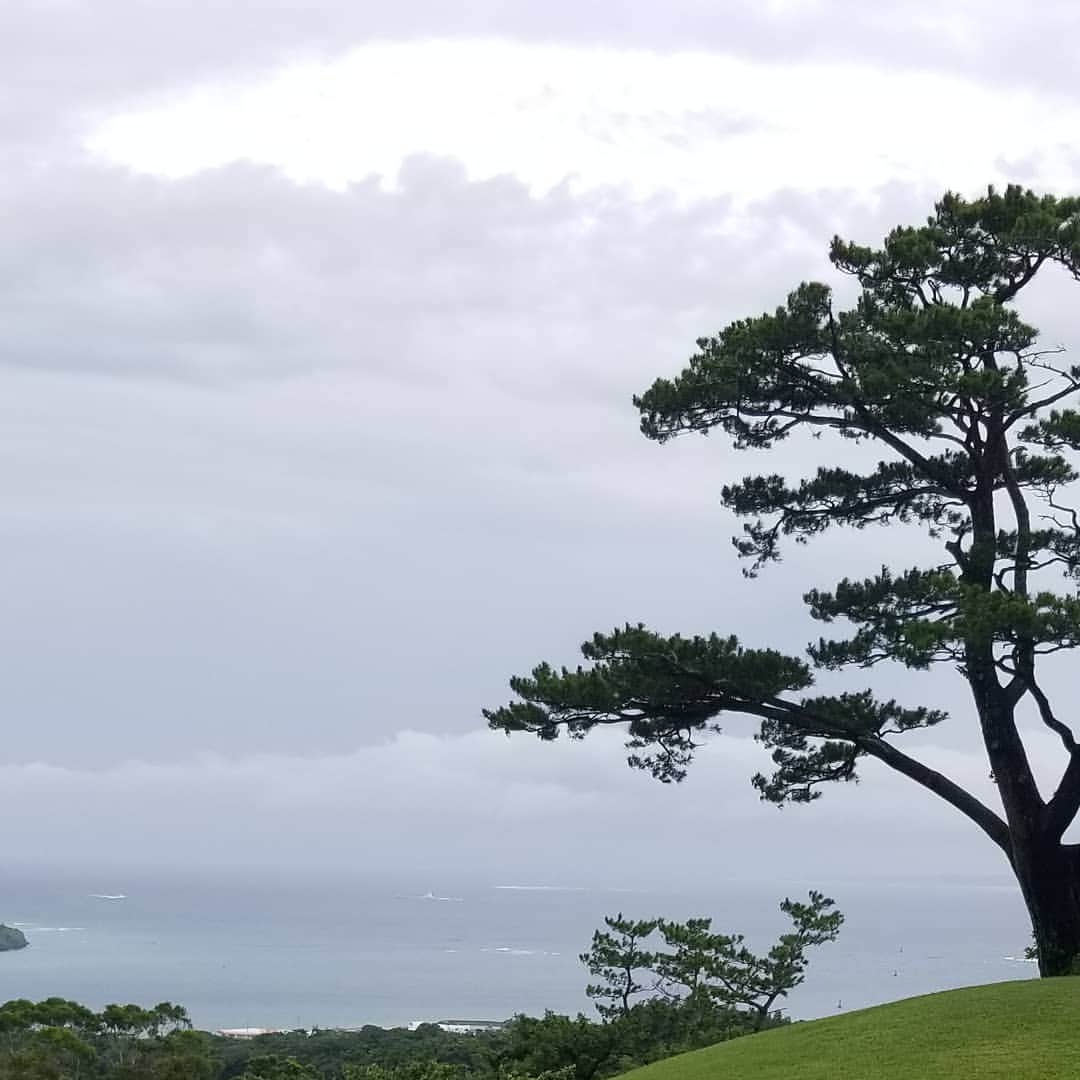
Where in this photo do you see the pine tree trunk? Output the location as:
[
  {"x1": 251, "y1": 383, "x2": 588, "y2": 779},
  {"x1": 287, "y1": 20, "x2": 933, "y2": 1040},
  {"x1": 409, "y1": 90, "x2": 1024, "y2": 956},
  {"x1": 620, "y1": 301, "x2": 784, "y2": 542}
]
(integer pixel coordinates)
[{"x1": 1014, "y1": 843, "x2": 1080, "y2": 976}]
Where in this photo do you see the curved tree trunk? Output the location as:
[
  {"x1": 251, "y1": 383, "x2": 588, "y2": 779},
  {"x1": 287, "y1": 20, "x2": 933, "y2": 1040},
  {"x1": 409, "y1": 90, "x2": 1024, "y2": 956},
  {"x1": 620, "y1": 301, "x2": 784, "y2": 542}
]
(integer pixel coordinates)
[
  {"x1": 962, "y1": 468, "x2": 1080, "y2": 975},
  {"x1": 1013, "y1": 843, "x2": 1080, "y2": 976}
]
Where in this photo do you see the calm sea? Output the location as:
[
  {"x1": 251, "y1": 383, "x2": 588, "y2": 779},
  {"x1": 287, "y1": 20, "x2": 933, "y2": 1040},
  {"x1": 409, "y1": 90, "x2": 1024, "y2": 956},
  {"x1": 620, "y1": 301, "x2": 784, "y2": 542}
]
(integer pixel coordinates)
[{"x1": 0, "y1": 867, "x2": 1035, "y2": 1031}]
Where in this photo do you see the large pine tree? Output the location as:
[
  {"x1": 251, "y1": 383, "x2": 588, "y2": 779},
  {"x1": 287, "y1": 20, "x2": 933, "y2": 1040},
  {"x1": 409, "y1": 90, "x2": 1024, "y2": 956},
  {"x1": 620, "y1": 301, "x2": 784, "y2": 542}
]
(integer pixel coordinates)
[{"x1": 485, "y1": 185, "x2": 1080, "y2": 975}]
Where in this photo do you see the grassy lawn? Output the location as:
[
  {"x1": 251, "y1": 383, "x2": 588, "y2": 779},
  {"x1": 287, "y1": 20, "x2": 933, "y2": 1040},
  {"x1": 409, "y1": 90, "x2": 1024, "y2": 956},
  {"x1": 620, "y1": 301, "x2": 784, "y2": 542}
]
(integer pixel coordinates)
[{"x1": 619, "y1": 979, "x2": 1080, "y2": 1079}]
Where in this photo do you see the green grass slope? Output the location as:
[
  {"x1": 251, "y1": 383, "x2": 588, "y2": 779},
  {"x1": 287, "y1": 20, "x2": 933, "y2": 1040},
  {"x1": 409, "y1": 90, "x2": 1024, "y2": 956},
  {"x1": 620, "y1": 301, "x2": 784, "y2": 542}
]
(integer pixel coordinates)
[{"x1": 620, "y1": 979, "x2": 1080, "y2": 1080}]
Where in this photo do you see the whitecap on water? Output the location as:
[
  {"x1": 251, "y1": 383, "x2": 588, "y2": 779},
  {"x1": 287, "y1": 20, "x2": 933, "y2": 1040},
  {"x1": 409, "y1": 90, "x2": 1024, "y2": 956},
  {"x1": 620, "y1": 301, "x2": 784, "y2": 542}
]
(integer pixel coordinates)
[
  {"x1": 481, "y1": 946, "x2": 559, "y2": 957},
  {"x1": 493, "y1": 885, "x2": 586, "y2": 892}
]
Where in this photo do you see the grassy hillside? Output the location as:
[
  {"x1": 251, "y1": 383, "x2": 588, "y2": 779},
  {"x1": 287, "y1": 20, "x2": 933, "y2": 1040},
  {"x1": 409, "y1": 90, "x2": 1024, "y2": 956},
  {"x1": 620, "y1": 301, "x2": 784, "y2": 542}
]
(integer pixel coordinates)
[{"x1": 619, "y1": 979, "x2": 1080, "y2": 1080}]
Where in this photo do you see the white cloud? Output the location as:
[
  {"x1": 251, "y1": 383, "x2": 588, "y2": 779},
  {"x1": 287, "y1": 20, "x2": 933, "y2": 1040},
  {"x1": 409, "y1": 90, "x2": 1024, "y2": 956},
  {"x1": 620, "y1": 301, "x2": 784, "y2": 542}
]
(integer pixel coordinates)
[
  {"x1": 84, "y1": 40, "x2": 1080, "y2": 202},
  {"x1": 0, "y1": 154, "x2": 1075, "y2": 780}
]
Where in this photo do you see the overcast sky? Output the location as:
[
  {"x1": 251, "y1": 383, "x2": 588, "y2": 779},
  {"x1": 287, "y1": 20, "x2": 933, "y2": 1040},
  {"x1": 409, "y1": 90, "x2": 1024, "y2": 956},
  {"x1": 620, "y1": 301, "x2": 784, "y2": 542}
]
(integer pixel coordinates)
[{"x1": 2, "y1": 0, "x2": 1079, "y2": 885}]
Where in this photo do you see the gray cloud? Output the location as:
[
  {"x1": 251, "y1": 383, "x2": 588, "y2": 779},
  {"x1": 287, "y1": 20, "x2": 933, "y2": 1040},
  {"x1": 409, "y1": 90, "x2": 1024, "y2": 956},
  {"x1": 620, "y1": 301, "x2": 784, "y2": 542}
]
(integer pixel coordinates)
[
  {"x1": 0, "y1": 727, "x2": 1021, "y2": 884},
  {"x1": 0, "y1": 147, "x2": 1076, "y2": 788},
  {"x1": 0, "y1": 148, "x2": 870, "y2": 765}
]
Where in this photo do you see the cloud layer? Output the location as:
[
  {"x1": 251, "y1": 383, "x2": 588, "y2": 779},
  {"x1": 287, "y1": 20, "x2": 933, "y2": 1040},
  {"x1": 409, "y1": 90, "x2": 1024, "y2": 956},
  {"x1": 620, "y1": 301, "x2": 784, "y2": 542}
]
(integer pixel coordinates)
[
  {"x1": 3, "y1": 726, "x2": 1020, "y2": 885},
  {"x1": 1, "y1": 2, "x2": 1079, "y2": 888}
]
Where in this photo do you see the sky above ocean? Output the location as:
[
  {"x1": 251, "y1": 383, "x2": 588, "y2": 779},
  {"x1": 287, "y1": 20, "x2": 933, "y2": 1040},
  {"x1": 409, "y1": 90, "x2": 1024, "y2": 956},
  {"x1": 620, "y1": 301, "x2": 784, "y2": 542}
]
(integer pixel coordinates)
[{"x1": 1, "y1": 1, "x2": 1079, "y2": 900}]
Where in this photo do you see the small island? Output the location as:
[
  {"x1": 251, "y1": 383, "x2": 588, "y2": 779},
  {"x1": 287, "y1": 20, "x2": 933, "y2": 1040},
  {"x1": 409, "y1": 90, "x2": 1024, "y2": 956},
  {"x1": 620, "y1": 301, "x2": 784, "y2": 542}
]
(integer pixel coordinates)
[{"x1": 0, "y1": 925, "x2": 28, "y2": 951}]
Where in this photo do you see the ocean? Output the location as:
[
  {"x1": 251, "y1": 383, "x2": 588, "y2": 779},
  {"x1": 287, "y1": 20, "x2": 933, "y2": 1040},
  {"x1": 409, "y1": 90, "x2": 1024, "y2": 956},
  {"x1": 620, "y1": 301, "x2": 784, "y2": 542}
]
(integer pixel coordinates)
[{"x1": 0, "y1": 867, "x2": 1036, "y2": 1032}]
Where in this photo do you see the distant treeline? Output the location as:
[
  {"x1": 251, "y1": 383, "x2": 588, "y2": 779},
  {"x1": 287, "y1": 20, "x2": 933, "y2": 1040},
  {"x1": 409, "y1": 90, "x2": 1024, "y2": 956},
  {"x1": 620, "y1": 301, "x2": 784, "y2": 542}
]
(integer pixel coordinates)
[{"x1": 0, "y1": 995, "x2": 773, "y2": 1079}]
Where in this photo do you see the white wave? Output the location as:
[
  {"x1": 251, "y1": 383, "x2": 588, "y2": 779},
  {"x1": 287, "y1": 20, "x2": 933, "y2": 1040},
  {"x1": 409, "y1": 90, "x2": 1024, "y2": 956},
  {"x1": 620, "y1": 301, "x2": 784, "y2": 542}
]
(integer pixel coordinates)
[
  {"x1": 494, "y1": 885, "x2": 585, "y2": 892},
  {"x1": 1003, "y1": 955, "x2": 1038, "y2": 963},
  {"x1": 481, "y1": 946, "x2": 558, "y2": 957},
  {"x1": 90, "y1": 893, "x2": 127, "y2": 900},
  {"x1": 23, "y1": 926, "x2": 85, "y2": 933}
]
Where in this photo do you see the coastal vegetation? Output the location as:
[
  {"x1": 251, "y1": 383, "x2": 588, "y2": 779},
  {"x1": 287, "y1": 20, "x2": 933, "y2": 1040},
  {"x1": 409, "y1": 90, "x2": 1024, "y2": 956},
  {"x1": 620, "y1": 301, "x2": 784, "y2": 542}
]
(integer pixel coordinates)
[
  {"x1": 0, "y1": 926, "x2": 27, "y2": 952},
  {"x1": 0, "y1": 994, "x2": 759, "y2": 1079},
  {"x1": 486, "y1": 185, "x2": 1080, "y2": 976},
  {"x1": 0, "y1": 998, "x2": 206, "y2": 1078},
  {"x1": 3, "y1": 978, "x2": 1072, "y2": 1079}
]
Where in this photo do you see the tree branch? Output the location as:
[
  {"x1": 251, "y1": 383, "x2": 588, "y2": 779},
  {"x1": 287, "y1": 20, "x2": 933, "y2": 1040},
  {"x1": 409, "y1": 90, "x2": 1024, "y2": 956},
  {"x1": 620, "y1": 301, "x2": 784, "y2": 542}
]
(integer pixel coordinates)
[
  {"x1": 853, "y1": 734, "x2": 1011, "y2": 853},
  {"x1": 745, "y1": 696, "x2": 1010, "y2": 852},
  {"x1": 1045, "y1": 753, "x2": 1080, "y2": 841}
]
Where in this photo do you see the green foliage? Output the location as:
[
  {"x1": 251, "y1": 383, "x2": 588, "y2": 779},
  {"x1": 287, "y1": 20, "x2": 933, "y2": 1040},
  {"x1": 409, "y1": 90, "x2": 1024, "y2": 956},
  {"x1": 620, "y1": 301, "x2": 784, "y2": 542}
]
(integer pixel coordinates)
[
  {"x1": 485, "y1": 626, "x2": 814, "y2": 783},
  {"x1": 580, "y1": 893, "x2": 842, "y2": 1031},
  {"x1": 343, "y1": 1062, "x2": 465, "y2": 1080},
  {"x1": 214, "y1": 1022, "x2": 504, "y2": 1080},
  {"x1": 485, "y1": 623, "x2": 937, "y2": 797},
  {"x1": 0, "y1": 992, "x2": 776, "y2": 1080},
  {"x1": 496, "y1": 999, "x2": 756, "y2": 1080},
  {"x1": 0, "y1": 1026, "x2": 95, "y2": 1080},
  {"x1": 99, "y1": 1002, "x2": 191, "y2": 1040},
  {"x1": 151, "y1": 1030, "x2": 216, "y2": 1080},
  {"x1": 579, "y1": 916, "x2": 659, "y2": 1018},
  {"x1": 216, "y1": 1012, "x2": 714, "y2": 1080},
  {"x1": 240, "y1": 1055, "x2": 321, "y2": 1080},
  {"x1": 497, "y1": 1012, "x2": 617, "y2": 1080},
  {"x1": 0, "y1": 999, "x2": 202, "y2": 1079}
]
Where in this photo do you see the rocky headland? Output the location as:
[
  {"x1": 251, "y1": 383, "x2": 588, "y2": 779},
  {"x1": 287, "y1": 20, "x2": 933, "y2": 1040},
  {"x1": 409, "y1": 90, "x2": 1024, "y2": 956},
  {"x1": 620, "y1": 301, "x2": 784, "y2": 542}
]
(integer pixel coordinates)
[{"x1": 0, "y1": 925, "x2": 28, "y2": 951}]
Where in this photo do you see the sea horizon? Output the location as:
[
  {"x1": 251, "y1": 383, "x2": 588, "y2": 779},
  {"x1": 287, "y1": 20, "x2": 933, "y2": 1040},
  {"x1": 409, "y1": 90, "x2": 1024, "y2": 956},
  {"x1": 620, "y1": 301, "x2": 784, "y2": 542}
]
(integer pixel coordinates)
[{"x1": 0, "y1": 863, "x2": 1036, "y2": 1032}]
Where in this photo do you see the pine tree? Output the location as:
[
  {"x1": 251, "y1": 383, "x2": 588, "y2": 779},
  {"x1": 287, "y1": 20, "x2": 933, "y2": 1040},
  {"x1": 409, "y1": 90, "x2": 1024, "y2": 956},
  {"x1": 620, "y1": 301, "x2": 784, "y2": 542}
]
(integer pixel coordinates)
[{"x1": 485, "y1": 185, "x2": 1080, "y2": 975}]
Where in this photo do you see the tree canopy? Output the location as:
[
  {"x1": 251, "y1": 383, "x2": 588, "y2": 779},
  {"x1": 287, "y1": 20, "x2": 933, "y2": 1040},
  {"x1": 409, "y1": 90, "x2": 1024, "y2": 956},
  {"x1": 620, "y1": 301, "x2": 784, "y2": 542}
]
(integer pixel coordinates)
[{"x1": 581, "y1": 892, "x2": 842, "y2": 1030}]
